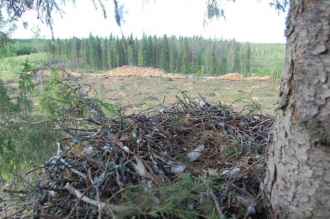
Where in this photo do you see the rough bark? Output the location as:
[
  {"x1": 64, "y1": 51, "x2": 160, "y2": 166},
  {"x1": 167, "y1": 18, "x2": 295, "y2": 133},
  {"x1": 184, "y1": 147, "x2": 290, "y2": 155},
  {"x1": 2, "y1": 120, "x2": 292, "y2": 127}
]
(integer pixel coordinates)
[{"x1": 264, "y1": 1, "x2": 330, "y2": 218}]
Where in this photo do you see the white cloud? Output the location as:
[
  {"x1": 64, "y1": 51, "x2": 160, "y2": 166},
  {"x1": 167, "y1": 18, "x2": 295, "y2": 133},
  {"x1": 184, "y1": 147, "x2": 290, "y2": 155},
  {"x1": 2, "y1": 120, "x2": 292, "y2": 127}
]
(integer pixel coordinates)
[{"x1": 12, "y1": 0, "x2": 287, "y2": 43}]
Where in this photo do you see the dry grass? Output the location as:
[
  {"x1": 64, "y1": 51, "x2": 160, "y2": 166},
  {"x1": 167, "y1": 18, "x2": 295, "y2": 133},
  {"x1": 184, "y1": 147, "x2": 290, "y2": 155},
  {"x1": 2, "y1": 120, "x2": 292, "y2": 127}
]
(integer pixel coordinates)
[
  {"x1": 82, "y1": 70, "x2": 279, "y2": 115},
  {"x1": 2, "y1": 64, "x2": 280, "y2": 115}
]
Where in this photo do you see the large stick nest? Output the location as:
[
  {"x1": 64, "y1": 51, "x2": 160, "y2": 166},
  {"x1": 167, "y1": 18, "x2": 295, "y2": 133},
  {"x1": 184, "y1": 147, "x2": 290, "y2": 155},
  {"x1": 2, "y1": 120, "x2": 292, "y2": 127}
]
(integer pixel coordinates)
[{"x1": 2, "y1": 92, "x2": 274, "y2": 219}]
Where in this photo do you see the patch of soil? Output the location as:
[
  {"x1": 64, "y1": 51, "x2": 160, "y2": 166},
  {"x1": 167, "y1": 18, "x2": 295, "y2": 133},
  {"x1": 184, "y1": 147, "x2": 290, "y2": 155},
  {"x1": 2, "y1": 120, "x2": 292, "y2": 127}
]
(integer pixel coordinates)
[
  {"x1": 105, "y1": 65, "x2": 166, "y2": 77},
  {"x1": 92, "y1": 66, "x2": 271, "y2": 81}
]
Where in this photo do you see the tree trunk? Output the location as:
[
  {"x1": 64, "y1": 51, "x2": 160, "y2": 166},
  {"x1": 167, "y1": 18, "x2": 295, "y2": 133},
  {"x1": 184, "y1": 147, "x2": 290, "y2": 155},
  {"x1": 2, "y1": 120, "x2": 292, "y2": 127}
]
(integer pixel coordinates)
[{"x1": 264, "y1": 1, "x2": 330, "y2": 218}]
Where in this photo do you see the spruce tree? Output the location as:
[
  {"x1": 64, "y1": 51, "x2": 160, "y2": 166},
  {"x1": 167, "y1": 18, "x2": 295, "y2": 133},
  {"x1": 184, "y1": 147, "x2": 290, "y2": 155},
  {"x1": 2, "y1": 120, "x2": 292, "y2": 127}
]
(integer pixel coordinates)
[{"x1": 160, "y1": 35, "x2": 170, "y2": 72}]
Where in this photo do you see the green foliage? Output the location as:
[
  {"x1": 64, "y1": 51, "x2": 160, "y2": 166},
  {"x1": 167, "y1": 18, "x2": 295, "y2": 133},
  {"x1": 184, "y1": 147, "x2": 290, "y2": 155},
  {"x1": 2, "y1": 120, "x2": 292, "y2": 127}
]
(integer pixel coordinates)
[
  {"x1": 48, "y1": 35, "x2": 285, "y2": 76},
  {"x1": 270, "y1": 0, "x2": 289, "y2": 12},
  {"x1": 0, "y1": 62, "x2": 119, "y2": 181},
  {"x1": 0, "y1": 80, "x2": 15, "y2": 113},
  {"x1": 120, "y1": 174, "x2": 224, "y2": 219},
  {"x1": 0, "y1": 53, "x2": 49, "y2": 80},
  {"x1": 14, "y1": 45, "x2": 36, "y2": 56},
  {"x1": 0, "y1": 62, "x2": 59, "y2": 179},
  {"x1": 17, "y1": 61, "x2": 35, "y2": 115},
  {"x1": 39, "y1": 70, "x2": 119, "y2": 119},
  {"x1": 0, "y1": 39, "x2": 46, "y2": 58},
  {"x1": 249, "y1": 43, "x2": 285, "y2": 76},
  {"x1": 0, "y1": 120, "x2": 59, "y2": 180},
  {"x1": 0, "y1": 60, "x2": 35, "y2": 116},
  {"x1": 206, "y1": 0, "x2": 288, "y2": 20},
  {"x1": 0, "y1": 9, "x2": 16, "y2": 47},
  {"x1": 39, "y1": 70, "x2": 82, "y2": 119}
]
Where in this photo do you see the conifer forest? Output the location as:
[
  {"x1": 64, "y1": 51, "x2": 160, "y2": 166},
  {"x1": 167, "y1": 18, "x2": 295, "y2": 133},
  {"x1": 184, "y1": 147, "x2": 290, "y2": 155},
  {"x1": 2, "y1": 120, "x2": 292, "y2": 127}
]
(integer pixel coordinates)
[{"x1": 48, "y1": 35, "x2": 284, "y2": 75}]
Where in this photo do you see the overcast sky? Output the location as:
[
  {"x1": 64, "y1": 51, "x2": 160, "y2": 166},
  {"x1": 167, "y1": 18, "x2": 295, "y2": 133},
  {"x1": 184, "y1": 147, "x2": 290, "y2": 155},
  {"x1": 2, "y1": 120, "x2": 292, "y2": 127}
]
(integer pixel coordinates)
[{"x1": 13, "y1": 0, "x2": 287, "y2": 43}]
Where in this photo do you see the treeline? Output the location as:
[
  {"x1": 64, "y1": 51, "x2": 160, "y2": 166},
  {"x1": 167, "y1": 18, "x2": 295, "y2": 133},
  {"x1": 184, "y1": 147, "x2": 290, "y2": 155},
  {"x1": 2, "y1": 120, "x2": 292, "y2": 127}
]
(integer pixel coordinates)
[
  {"x1": 0, "y1": 39, "x2": 45, "y2": 58},
  {"x1": 48, "y1": 35, "x2": 285, "y2": 75}
]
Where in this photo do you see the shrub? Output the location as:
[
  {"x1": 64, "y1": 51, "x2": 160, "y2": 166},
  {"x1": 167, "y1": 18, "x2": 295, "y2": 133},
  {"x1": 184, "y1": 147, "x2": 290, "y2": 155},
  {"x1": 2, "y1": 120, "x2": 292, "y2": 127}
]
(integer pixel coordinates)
[{"x1": 0, "y1": 61, "x2": 59, "y2": 180}]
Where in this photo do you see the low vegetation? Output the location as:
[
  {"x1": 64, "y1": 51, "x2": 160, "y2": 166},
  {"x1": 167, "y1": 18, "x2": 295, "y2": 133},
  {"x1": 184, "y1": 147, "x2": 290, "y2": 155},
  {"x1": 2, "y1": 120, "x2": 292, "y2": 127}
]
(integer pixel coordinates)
[
  {"x1": 0, "y1": 62, "x2": 116, "y2": 181},
  {"x1": 0, "y1": 61, "x2": 59, "y2": 181},
  {"x1": 0, "y1": 39, "x2": 46, "y2": 58},
  {"x1": 0, "y1": 53, "x2": 49, "y2": 80}
]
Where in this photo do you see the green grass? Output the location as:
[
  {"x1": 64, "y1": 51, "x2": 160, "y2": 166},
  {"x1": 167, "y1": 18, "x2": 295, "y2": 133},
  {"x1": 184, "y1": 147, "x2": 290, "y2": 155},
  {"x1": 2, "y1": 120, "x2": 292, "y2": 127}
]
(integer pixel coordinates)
[{"x1": 0, "y1": 53, "x2": 49, "y2": 80}]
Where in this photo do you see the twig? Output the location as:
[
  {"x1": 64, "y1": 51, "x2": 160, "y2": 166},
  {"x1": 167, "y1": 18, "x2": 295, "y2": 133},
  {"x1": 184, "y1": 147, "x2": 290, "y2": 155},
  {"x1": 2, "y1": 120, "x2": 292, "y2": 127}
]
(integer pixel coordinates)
[
  {"x1": 25, "y1": 165, "x2": 44, "y2": 175},
  {"x1": 64, "y1": 183, "x2": 136, "y2": 215},
  {"x1": 210, "y1": 190, "x2": 226, "y2": 219},
  {"x1": 2, "y1": 189, "x2": 28, "y2": 194}
]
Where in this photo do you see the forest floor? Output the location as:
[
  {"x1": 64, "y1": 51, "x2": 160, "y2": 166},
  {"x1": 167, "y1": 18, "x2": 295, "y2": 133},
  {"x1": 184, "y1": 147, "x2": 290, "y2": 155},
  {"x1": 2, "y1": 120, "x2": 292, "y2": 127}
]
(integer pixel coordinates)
[{"x1": 80, "y1": 66, "x2": 279, "y2": 115}]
